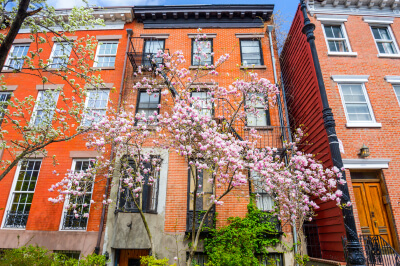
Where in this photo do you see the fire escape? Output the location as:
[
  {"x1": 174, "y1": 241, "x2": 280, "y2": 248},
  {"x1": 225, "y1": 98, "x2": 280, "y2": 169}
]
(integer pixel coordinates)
[{"x1": 127, "y1": 36, "x2": 291, "y2": 233}]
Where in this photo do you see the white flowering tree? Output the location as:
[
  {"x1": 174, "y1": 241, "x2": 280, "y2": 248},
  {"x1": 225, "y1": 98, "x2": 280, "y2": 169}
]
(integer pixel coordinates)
[
  {"x1": 49, "y1": 33, "x2": 345, "y2": 265},
  {"x1": 0, "y1": 0, "x2": 108, "y2": 181}
]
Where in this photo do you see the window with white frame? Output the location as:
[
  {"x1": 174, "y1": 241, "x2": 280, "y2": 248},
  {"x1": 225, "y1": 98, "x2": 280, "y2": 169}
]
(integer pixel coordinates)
[
  {"x1": 322, "y1": 24, "x2": 351, "y2": 53},
  {"x1": 61, "y1": 159, "x2": 94, "y2": 230},
  {"x1": 5, "y1": 44, "x2": 30, "y2": 70},
  {"x1": 246, "y1": 93, "x2": 270, "y2": 127},
  {"x1": 371, "y1": 26, "x2": 399, "y2": 55},
  {"x1": 0, "y1": 92, "x2": 11, "y2": 126},
  {"x1": 83, "y1": 90, "x2": 109, "y2": 126},
  {"x1": 393, "y1": 85, "x2": 400, "y2": 104},
  {"x1": 94, "y1": 41, "x2": 118, "y2": 67},
  {"x1": 142, "y1": 39, "x2": 165, "y2": 68},
  {"x1": 339, "y1": 84, "x2": 376, "y2": 122},
  {"x1": 135, "y1": 91, "x2": 160, "y2": 124},
  {"x1": 49, "y1": 43, "x2": 72, "y2": 69},
  {"x1": 32, "y1": 90, "x2": 60, "y2": 127},
  {"x1": 191, "y1": 91, "x2": 213, "y2": 117},
  {"x1": 3, "y1": 160, "x2": 41, "y2": 228}
]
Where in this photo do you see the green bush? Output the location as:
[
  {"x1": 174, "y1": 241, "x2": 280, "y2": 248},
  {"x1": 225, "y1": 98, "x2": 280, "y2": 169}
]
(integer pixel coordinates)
[
  {"x1": 0, "y1": 245, "x2": 107, "y2": 266},
  {"x1": 204, "y1": 200, "x2": 281, "y2": 266}
]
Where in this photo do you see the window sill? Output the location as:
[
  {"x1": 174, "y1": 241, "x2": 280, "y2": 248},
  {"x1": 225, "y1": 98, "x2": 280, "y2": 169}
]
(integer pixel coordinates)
[
  {"x1": 240, "y1": 65, "x2": 267, "y2": 70},
  {"x1": 91, "y1": 66, "x2": 116, "y2": 70},
  {"x1": 1, "y1": 69, "x2": 19, "y2": 73},
  {"x1": 244, "y1": 126, "x2": 274, "y2": 130},
  {"x1": 346, "y1": 122, "x2": 382, "y2": 128},
  {"x1": 327, "y1": 52, "x2": 358, "y2": 57},
  {"x1": 188, "y1": 65, "x2": 215, "y2": 70},
  {"x1": 377, "y1": 54, "x2": 400, "y2": 59}
]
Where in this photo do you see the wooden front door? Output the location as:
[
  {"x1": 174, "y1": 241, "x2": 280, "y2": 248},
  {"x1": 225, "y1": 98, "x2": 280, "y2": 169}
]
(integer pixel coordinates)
[
  {"x1": 118, "y1": 249, "x2": 149, "y2": 266},
  {"x1": 353, "y1": 181, "x2": 393, "y2": 246}
]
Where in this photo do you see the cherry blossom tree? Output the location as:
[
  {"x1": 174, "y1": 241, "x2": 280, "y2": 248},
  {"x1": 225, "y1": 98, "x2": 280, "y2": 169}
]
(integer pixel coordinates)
[{"x1": 49, "y1": 33, "x2": 345, "y2": 265}]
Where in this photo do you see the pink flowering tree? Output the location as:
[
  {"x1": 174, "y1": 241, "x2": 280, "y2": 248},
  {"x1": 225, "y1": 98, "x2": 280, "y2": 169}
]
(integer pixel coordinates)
[{"x1": 49, "y1": 32, "x2": 345, "y2": 264}]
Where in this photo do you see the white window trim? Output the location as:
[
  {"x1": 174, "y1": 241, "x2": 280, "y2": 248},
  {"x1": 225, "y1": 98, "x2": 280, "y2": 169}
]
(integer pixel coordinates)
[
  {"x1": 82, "y1": 89, "x2": 110, "y2": 126},
  {"x1": 30, "y1": 90, "x2": 59, "y2": 127},
  {"x1": 5, "y1": 44, "x2": 30, "y2": 70},
  {"x1": 343, "y1": 159, "x2": 390, "y2": 169},
  {"x1": 93, "y1": 41, "x2": 119, "y2": 68},
  {"x1": 59, "y1": 159, "x2": 94, "y2": 231},
  {"x1": 1, "y1": 159, "x2": 42, "y2": 229},
  {"x1": 333, "y1": 76, "x2": 381, "y2": 128},
  {"x1": 48, "y1": 42, "x2": 72, "y2": 69},
  {"x1": 385, "y1": 76, "x2": 400, "y2": 106},
  {"x1": 321, "y1": 23, "x2": 356, "y2": 56},
  {"x1": 369, "y1": 25, "x2": 400, "y2": 57}
]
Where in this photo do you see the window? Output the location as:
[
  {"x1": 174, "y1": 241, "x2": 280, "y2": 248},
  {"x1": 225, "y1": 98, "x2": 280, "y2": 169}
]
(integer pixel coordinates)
[
  {"x1": 191, "y1": 91, "x2": 213, "y2": 117},
  {"x1": 32, "y1": 90, "x2": 60, "y2": 127},
  {"x1": 49, "y1": 43, "x2": 72, "y2": 69},
  {"x1": 94, "y1": 41, "x2": 118, "y2": 67},
  {"x1": 142, "y1": 39, "x2": 165, "y2": 68},
  {"x1": 0, "y1": 92, "x2": 11, "y2": 126},
  {"x1": 188, "y1": 167, "x2": 213, "y2": 212},
  {"x1": 192, "y1": 39, "x2": 213, "y2": 66},
  {"x1": 3, "y1": 160, "x2": 41, "y2": 228},
  {"x1": 258, "y1": 253, "x2": 283, "y2": 266},
  {"x1": 250, "y1": 171, "x2": 274, "y2": 212},
  {"x1": 322, "y1": 24, "x2": 351, "y2": 53},
  {"x1": 118, "y1": 156, "x2": 160, "y2": 213},
  {"x1": 5, "y1": 44, "x2": 30, "y2": 70},
  {"x1": 240, "y1": 39, "x2": 263, "y2": 66},
  {"x1": 187, "y1": 253, "x2": 208, "y2": 266},
  {"x1": 135, "y1": 91, "x2": 160, "y2": 124},
  {"x1": 246, "y1": 93, "x2": 270, "y2": 127},
  {"x1": 61, "y1": 159, "x2": 94, "y2": 230},
  {"x1": 83, "y1": 90, "x2": 109, "y2": 126},
  {"x1": 53, "y1": 250, "x2": 80, "y2": 260},
  {"x1": 338, "y1": 84, "x2": 376, "y2": 123},
  {"x1": 371, "y1": 26, "x2": 399, "y2": 55},
  {"x1": 393, "y1": 85, "x2": 400, "y2": 105}
]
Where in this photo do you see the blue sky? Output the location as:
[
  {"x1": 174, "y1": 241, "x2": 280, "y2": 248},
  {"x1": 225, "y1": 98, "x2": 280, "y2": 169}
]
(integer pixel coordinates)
[{"x1": 48, "y1": 0, "x2": 299, "y2": 28}]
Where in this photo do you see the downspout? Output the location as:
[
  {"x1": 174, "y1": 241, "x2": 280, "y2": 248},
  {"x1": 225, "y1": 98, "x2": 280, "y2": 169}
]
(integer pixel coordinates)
[
  {"x1": 94, "y1": 28, "x2": 133, "y2": 255},
  {"x1": 299, "y1": 1, "x2": 365, "y2": 265},
  {"x1": 267, "y1": 24, "x2": 297, "y2": 256}
]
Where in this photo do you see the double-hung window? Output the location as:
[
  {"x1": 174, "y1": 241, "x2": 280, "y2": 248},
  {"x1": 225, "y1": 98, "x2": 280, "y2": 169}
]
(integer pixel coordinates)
[
  {"x1": 393, "y1": 85, "x2": 400, "y2": 104},
  {"x1": 61, "y1": 159, "x2": 94, "y2": 230},
  {"x1": 385, "y1": 76, "x2": 400, "y2": 107},
  {"x1": 371, "y1": 26, "x2": 399, "y2": 55},
  {"x1": 118, "y1": 156, "x2": 160, "y2": 213},
  {"x1": 135, "y1": 91, "x2": 160, "y2": 124},
  {"x1": 83, "y1": 90, "x2": 109, "y2": 126},
  {"x1": 322, "y1": 24, "x2": 351, "y2": 53},
  {"x1": 246, "y1": 93, "x2": 270, "y2": 127},
  {"x1": 0, "y1": 92, "x2": 11, "y2": 126},
  {"x1": 142, "y1": 39, "x2": 165, "y2": 68},
  {"x1": 250, "y1": 171, "x2": 274, "y2": 212},
  {"x1": 191, "y1": 91, "x2": 213, "y2": 117},
  {"x1": 94, "y1": 41, "x2": 118, "y2": 67},
  {"x1": 240, "y1": 39, "x2": 263, "y2": 66},
  {"x1": 5, "y1": 44, "x2": 30, "y2": 70},
  {"x1": 192, "y1": 39, "x2": 213, "y2": 66},
  {"x1": 3, "y1": 160, "x2": 41, "y2": 228},
  {"x1": 49, "y1": 43, "x2": 72, "y2": 69},
  {"x1": 32, "y1": 90, "x2": 60, "y2": 127}
]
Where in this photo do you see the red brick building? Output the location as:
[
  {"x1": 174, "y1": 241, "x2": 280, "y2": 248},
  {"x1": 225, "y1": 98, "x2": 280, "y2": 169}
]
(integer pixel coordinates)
[
  {"x1": 0, "y1": 4, "x2": 293, "y2": 266},
  {"x1": 281, "y1": 0, "x2": 400, "y2": 263}
]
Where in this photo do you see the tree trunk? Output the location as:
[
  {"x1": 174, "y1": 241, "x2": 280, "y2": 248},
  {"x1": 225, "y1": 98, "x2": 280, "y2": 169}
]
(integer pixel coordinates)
[{"x1": 0, "y1": 0, "x2": 31, "y2": 72}]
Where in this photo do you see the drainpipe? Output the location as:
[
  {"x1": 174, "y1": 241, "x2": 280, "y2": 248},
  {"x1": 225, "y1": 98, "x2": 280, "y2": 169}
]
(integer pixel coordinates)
[
  {"x1": 299, "y1": 1, "x2": 365, "y2": 265},
  {"x1": 94, "y1": 28, "x2": 133, "y2": 255}
]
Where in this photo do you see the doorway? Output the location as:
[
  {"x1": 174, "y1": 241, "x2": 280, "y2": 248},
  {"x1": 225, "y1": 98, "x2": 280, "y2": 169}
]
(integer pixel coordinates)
[
  {"x1": 351, "y1": 171, "x2": 394, "y2": 247},
  {"x1": 117, "y1": 249, "x2": 149, "y2": 266}
]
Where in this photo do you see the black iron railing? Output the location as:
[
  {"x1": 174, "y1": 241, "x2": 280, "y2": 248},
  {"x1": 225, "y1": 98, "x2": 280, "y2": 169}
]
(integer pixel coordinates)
[
  {"x1": 61, "y1": 211, "x2": 88, "y2": 230},
  {"x1": 3, "y1": 210, "x2": 29, "y2": 228},
  {"x1": 343, "y1": 235, "x2": 400, "y2": 266},
  {"x1": 186, "y1": 209, "x2": 215, "y2": 233},
  {"x1": 303, "y1": 222, "x2": 322, "y2": 259}
]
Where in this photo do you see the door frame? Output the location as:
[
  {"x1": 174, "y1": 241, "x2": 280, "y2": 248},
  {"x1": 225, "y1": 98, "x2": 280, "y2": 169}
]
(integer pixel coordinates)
[{"x1": 351, "y1": 170, "x2": 399, "y2": 252}]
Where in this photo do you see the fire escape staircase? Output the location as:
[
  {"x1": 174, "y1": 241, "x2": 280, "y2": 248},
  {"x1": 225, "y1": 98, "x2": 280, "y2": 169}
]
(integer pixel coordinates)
[{"x1": 127, "y1": 36, "x2": 290, "y2": 233}]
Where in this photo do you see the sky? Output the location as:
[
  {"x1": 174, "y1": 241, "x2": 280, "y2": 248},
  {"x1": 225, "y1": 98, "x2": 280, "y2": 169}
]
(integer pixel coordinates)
[{"x1": 47, "y1": 0, "x2": 300, "y2": 29}]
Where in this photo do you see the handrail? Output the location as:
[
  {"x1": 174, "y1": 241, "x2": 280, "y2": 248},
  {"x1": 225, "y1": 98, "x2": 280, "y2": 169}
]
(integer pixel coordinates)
[{"x1": 358, "y1": 234, "x2": 400, "y2": 266}]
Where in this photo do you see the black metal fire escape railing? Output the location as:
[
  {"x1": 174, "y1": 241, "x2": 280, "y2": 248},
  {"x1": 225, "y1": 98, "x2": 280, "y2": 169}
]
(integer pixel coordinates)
[
  {"x1": 127, "y1": 36, "x2": 291, "y2": 233},
  {"x1": 356, "y1": 235, "x2": 400, "y2": 266}
]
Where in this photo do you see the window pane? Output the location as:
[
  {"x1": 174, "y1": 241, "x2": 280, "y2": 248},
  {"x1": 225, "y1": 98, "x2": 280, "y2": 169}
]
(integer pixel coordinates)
[
  {"x1": 191, "y1": 91, "x2": 212, "y2": 117},
  {"x1": 331, "y1": 26, "x2": 343, "y2": 38},
  {"x1": 325, "y1": 26, "x2": 334, "y2": 38},
  {"x1": 34, "y1": 91, "x2": 60, "y2": 126},
  {"x1": 136, "y1": 92, "x2": 160, "y2": 122},
  {"x1": 7, "y1": 45, "x2": 29, "y2": 70},
  {"x1": 394, "y1": 86, "x2": 400, "y2": 103},
  {"x1": 143, "y1": 40, "x2": 164, "y2": 67},
  {"x1": 241, "y1": 40, "x2": 262, "y2": 65},
  {"x1": 325, "y1": 25, "x2": 349, "y2": 52},
  {"x1": 51, "y1": 43, "x2": 72, "y2": 68},
  {"x1": 84, "y1": 90, "x2": 109, "y2": 126}
]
